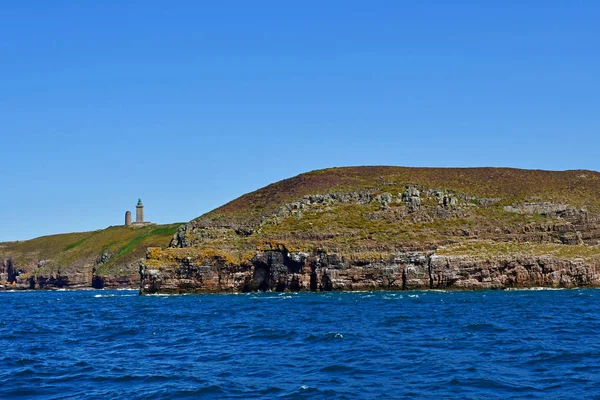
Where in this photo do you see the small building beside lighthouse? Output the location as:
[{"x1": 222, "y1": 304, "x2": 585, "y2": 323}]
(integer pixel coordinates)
[
  {"x1": 125, "y1": 211, "x2": 132, "y2": 226},
  {"x1": 124, "y1": 198, "x2": 152, "y2": 226}
]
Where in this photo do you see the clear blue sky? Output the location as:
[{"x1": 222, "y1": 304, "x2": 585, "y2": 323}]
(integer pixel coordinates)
[{"x1": 1, "y1": 1, "x2": 599, "y2": 241}]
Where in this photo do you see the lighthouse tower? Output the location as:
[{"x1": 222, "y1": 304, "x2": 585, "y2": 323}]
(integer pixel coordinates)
[
  {"x1": 125, "y1": 211, "x2": 132, "y2": 226},
  {"x1": 136, "y1": 198, "x2": 144, "y2": 223},
  {"x1": 124, "y1": 199, "x2": 152, "y2": 226}
]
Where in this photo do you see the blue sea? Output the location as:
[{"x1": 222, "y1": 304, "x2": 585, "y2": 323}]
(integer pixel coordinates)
[{"x1": 1, "y1": 289, "x2": 600, "y2": 399}]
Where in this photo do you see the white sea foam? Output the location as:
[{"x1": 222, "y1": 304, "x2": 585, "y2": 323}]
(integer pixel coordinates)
[
  {"x1": 341, "y1": 290, "x2": 373, "y2": 293},
  {"x1": 505, "y1": 287, "x2": 566, "y2": 291}
]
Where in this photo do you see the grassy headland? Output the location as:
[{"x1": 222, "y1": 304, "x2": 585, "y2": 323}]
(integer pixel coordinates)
[{"x1": 0, "y1": 224, "x2": 181, "y2": 284}]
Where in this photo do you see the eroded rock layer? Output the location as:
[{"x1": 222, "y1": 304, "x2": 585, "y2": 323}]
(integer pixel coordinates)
[{"x1": 140, "y1": 247, "x2": 600, "y2": 294}]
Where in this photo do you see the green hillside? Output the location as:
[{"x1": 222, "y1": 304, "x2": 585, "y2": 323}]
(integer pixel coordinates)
[{"x1": 0, "y1": 224, "x2": 181, "y2": 284}]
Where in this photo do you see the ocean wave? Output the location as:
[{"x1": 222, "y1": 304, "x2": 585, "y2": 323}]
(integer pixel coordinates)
[{"x1": 3, "y1": 289, "x2": 600, "y2": 399}]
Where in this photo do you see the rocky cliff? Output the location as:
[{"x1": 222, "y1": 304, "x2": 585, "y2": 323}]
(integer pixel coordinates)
[
  {"x1": 140, "y1": 167, "x2": 600, "y2": 294},
  {"x1": 140, "y1": 247, "x2": 600, "y2": 293}
]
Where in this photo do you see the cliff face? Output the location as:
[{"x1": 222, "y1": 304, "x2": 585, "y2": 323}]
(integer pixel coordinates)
[
  {"x1": 0, "y1": 224, "x2": 181, "y2": 290},
  {"x1": 140, "y1": 167, "x2": 600, "y2": 294},
  {"x1": 140, "y1": 246, "x2": 600, "y2": 294}
]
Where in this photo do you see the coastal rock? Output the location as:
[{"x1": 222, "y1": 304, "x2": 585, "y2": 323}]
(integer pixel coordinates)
[{"x1": 140, "y1": 247, "x2": 600, "y2": 294}]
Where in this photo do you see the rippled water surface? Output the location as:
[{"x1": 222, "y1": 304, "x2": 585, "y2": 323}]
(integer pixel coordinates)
[{"x1": 2, "y1": 289, "x2": 600, "y2": 399}]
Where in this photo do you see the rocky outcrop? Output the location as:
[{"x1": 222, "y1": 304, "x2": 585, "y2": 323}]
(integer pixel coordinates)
[
  {"x1": 503, "y1": 202, "x2": 586, "y2": 219},
  {"x1": 139, "y1": 247, "x2": 600, "y2": 294},
  {"x1": 0, "y1": 258, "x2": 21, "y2": 284},
  {"x1": 402, "y1": 187, "x2": 421, "y2": 212}
]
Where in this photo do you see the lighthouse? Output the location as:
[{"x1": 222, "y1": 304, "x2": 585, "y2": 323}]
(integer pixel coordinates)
[
  {"x1": 124, "y1": 198, "x2": 152, "y2": 226},
  {"x1": 136, "y1": 198, "x2": 144, "y2": 223}
]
